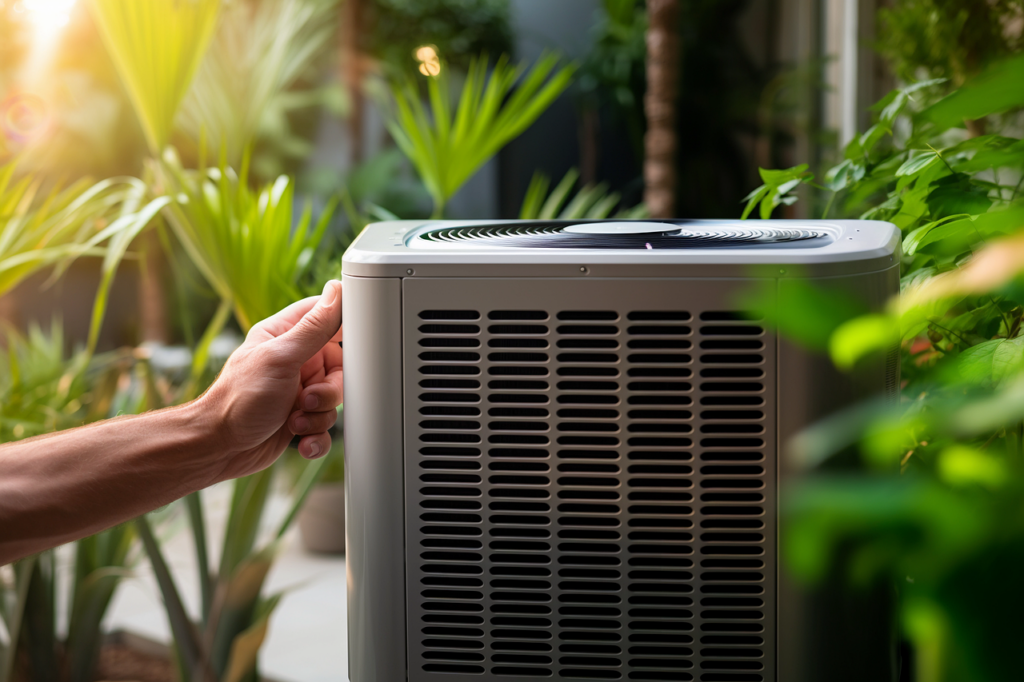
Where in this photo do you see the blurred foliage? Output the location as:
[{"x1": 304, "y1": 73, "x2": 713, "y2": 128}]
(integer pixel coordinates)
[
  {"x1": 743, "y1": 52, "x2": 1024, "y2": 681},
  {"x1": 88, "y1": 0, "x2": 220, "y2": 155},
  {"x1": 576, "y1": 0, "x2": 648, "y2": 162},
  {"x1": 368, "y1": 0, "x2": 512, "y2": 76},
  {"x1": 878, "y1": 0, "x2": 1024, "y2": 88},
  {"x1": 0, "y1": 159, "x2": 164, "y2": 355},
  {"x1": 177, "y1": 0, "x2": 345, "y2": 182},
  {"x1": 386, "y1": 53, "x2": 575, "y2": 217},
  {"x1": 0, "y1": 324, "x2": 176, "y2": 682},
  {"x1": 520, "y1": 167, "x2": 648, "y2": 220},
  {"x1": 0, "y1": 321, "x2": 89, "y2": 441}
]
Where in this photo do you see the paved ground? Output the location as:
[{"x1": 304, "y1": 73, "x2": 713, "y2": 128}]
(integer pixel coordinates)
[{"x1": 104, "y1": 482, "x2": 348, "y2": 682}]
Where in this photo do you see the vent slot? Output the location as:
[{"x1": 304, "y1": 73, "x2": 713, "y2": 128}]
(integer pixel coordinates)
[
  {"x1": 407, "y1": 296, "x2": 774, "y2": 681},
  {"x1": 490, "y1": 311, "x2": 549, "y2": 320}
]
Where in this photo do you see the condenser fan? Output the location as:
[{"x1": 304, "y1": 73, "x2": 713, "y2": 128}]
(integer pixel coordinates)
[
  {"x1": 343, "y1": 218, "x2": 902, "y2": 682},
  {"x1": 411, "y1": 220, "x2": 830, "y2": 249}
]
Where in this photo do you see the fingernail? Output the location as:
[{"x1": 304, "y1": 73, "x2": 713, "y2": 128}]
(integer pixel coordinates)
[
  {"x1": 308, "y1": 442, "x2": 322, "y2": 458},
  {"x1": 321, "y1": 281, "x2": 339, "y2": 306},
  {"x1": 304, "y1": 394, "x2": 318, "y2": 410},
  {"x1": 294, "y1": 416, "x2": 310, "y2": 432}
]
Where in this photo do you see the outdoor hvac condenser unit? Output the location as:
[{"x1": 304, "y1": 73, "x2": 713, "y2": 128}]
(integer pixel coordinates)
[{"x1": 342, "y1": 219, "x2": 901, "y2": 682}]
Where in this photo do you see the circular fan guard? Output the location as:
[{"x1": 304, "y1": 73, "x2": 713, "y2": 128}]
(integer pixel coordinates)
[{"x1": 412, "y1": 222, "x2": 829, "y2": 249}]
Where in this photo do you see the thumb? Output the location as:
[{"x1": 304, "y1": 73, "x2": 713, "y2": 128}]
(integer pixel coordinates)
[{"x1": 275, "y1": 281, "x2": 342, "y2": 365}]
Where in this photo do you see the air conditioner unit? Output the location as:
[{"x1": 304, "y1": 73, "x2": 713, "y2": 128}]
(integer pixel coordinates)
[{"x1": 342, "y1": 219, "x2": 900, "y2": 682}]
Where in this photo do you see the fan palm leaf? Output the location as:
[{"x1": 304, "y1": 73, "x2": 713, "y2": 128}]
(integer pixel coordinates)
[
  {"x1": 387, "y1": 53, "x2": 575, "y2": 217},
  {"x1": 89, "y1": 0, "x2": 221, "y2": 155}
]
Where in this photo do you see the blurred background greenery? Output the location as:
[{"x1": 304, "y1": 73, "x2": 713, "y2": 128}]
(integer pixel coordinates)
[{"x1": 1, "y1": 0, "x2": 1023, "y2": 681}]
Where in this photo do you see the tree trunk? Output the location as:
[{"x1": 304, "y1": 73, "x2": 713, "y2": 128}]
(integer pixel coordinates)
[
  {"x1": 342, "y1": 0, "x2": 365, "y2": 165},
  {"x1": 643, "y1": 0, "x2": 680, "y2": 219},
  {"x1": 579, "y1": 107, "x2": 600, "y2": 187},
  {"x1": 138, "y1": 231, "x2": 169, "y2": 344}
]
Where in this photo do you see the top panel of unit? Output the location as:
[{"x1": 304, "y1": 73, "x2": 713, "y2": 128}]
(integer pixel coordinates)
[{"x1": 343, "y1": 219, "x2": 900, "y2": 278}]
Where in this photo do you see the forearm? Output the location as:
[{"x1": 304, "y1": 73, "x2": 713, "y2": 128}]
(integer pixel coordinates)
[{"x1": 0, "y1": 397, "x2": 222, "y2": 564}]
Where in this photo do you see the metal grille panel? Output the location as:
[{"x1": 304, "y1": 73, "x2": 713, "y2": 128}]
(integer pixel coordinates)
[{"x1": 404, "y1": 279, "x2": 777, "y2": 682}]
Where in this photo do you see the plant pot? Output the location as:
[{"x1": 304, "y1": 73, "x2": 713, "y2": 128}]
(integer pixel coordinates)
[{"x1": 297, "y1": 482, "x2": 346, "y2": 554}]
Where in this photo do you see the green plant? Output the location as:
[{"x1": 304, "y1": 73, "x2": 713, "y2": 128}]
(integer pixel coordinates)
[
  {"x1": 0, "y1": 326, "x2": 147, "y2": 682},
  {"x1": 88, "y1": 0, "x2": 220, "y2": 156},
  {"x1": 742, "y1": 53, "x2": 1024, "y2": 682},
  {"x1": 386, "y1": 53, "x2": 576, "y2": 218},
  {"x1": 0, "y1": 160, "x2": 161, "y2": 354},
  {"x1": 177, "y1": 0, "x2": 343, "y2": 178},
  {"x1": 519, "y1": 168, "x2": 648, "y2": 220},
  {"x1": 878, "y1": 0, "x2": 1024, "y2": 87},
  {"x1": 85, "y1": 2, "x2": 339, "y2": 679},
  {"x1": 160, "y1": 149, "x2": 335, "y2": 339}
]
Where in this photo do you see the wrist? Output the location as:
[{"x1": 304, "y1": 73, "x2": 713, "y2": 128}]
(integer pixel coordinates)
[{"x1": 180, "y1": 392, "x2": 236, "y2": 484}]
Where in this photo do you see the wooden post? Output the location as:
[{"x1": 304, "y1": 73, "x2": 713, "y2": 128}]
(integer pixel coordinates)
[{"x1": 644, "y1": 0, "x2": 680, "y2": 219}]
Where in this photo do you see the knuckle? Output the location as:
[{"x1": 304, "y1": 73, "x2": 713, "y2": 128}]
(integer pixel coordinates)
[{"x1": 254, "y1": 342, "x2": 289, "y2": 367}]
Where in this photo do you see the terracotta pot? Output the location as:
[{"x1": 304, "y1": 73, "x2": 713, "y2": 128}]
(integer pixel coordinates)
[{"x1": 298, "y1": 482, "x2": 346, "y2": 554}]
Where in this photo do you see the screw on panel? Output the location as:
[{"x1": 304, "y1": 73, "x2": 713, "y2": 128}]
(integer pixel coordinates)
[
  {"x1": 406, "y1": 269, "x2": 414, "y2": 275},
  {"x1": 580, "y1": 267, "x2": 588, "y2": 274}
]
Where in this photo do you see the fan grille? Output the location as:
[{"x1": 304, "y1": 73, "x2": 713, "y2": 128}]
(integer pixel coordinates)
[
  {"x1": 403, "y1": 278, "x2": 777, "y2": 682},
  {"x1": 413, "y1": 222, "x2": 827, "y2": 250}
]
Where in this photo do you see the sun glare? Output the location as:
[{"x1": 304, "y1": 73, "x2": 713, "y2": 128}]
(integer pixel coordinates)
[{"x1": 18, "y1": 0, "x2": 77, "y2": 36}]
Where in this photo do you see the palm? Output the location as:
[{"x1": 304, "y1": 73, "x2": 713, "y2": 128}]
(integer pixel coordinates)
[{"x1": 201, "y1": 286, "x2": 343, "y2": 481}]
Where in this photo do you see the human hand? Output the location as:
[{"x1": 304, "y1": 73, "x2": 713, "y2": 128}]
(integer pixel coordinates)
[{"x1": 198, "y1": 280, "x2": 343, "y2": 483}]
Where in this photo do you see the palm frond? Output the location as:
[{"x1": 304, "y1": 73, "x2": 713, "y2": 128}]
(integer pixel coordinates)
[
  {"x1": 89, "y1": 0, "x2": 220, "y2": 155},
  {"x1": 519, "y1": 168, "x2": 649, "y2": 220},
  {"x1": 387, "y1": 53, "x2": 575, "y2": 217},
  {"x1": 178, "y1": 0, "x2": 339, "y2": 165},
  {"x1": 159, "y1": 149, "x2": 336, "y2": 334}
]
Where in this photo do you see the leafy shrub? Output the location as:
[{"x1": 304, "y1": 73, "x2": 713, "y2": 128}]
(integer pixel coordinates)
[{"x1": 743, "y1": 54, "x2": 1024, "y2": 681}]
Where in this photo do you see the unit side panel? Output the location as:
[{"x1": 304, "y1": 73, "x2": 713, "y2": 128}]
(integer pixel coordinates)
[
  {"x1": 775, "y1": 266, "x2": 901, "y2": 682},
  {"x1": 403, "y1": 278, "x2": 778, "y2": 682},
  {"x1": 344, "y1": 275, "x2": 408, "y2": 682}
]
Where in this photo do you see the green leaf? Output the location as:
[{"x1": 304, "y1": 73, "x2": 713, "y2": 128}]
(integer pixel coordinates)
[
  {"x1": 958, "y1": 337, "x2": 1024, "y2": 383},
  {"x1": 274, "y1": 454, "x2": 328, "y2": 540},
  {"x1": 177, "y1": 0, "x2": 336, "y2": 165},
  {"x1": 386, "y1": 53, "x2": 576, "y2": 217},
  {"x1": 740, "y1": 185, "x2": 768, "y2": 220},
  {"x1": 924, "y1": 53, "x2": 1024, "y2": 129},
  {"x1": 937, "y1": 445, "x2": 1008, "y2": 489},
  {"x1": 135, "y1": 516, "x2": 213, "y2": 680},
  {"x1": 741, "y1": 165, "x2": 813, "y2": 220},
  {"x1": 925, "y1": 174, "x2": 993, "y2": 217},
  {"x1": 824, "y1": 159, "x2": 866, "y2": 191},
  {"x1": 903, "y1": 215, "x2": 971, "y2": 256},
  {"x1": 830, "y1": 314, "x2": 900, "y2": 371},
  {"x1": 911, "y1": 206, "x2": 1024, "y2": 255},
  {"x1": 896, "y1": 151, "x2": 941, "y2": 177},
  {"x1": 519, "y1": 172, "x2": 550, "y2": 219},
  {"x1": 160, "y1": 151, "x2": 333, "y2": 333},
  {"x1": 0, "y1": 556, "x2": 36, "y2": 682},
  {"x1": 89, "y1": 0, "x2": 220, "y2": 154}
]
